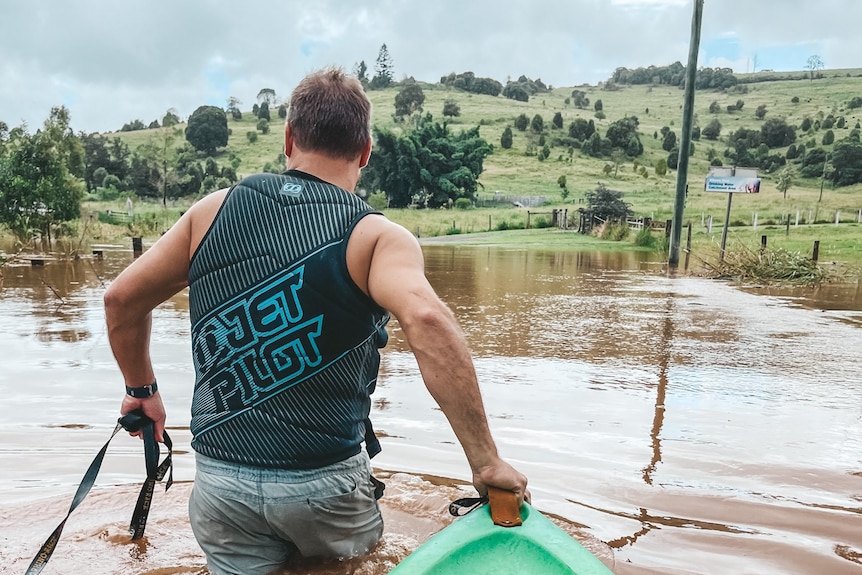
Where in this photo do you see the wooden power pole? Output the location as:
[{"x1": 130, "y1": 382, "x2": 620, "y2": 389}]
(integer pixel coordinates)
[{"x1": 669, "y1": 0, "x2": 705, "y2": 268}]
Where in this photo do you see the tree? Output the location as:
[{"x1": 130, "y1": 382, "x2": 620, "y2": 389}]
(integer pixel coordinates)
[
  {"x1": 654, "y1": 158, "x2": 668, "y2": 176},
  {"x1": 571, "y1": 90, "x2": 589, "y2": 109},
  {"x1": 755, "y1": 105, "x2": 768, "y2": 120},
  {"x1": 227, "y1": 97, "x2": 242, "y2": 121},
  {"x1": 776, "y1": 166, "x2": 794, "y2": 199},
  {"x1": 369, "y1": 44, "x2": 394, "y2": 90},
  {"x1": 0, "y1": 127, "x2": 83, "y2": 242},
  {"x1": 605, "y1": 116, "x2": 642, "y2": 155},
  {"x1": 258, "y1": 101, "x2": 271, "y2": 121},
  {"x1": 662, "y1": 130, "x2": 677, "y2": 152},
  {"x1": 442, "y1": 99, "x2": 461, "y2": 118},
  {"x1": 162, "y1": 108, "x2": 180, "y2": 127},
  {"x1": 185, "y1": 105, "x2": 229, "y2": 155},
  {"x1": 503, "y1": 84, "x2": 529, "y2": 102},
  {"x1": 830, "y1": 140, "x2": 862, "y2": 186},
  {"x1": 702, "y1": 119, "x2": 722, "y2": 140},
  {"x1": 611, "y1": 149, "x2": 626, "y2": 178},
  {"x1": 257, "y1": 118, "x2": 270, "y2": 134},
  {"x1": 530, "y1": 114, "x2": 544, "y2": 134},
  {"x1": 278, "y1": 104, "x2": 287, "y2": 119},
  {"x1": 568, "y1": 118, "x2": 595, "y2": 141},
  {"x1": 552, "y1": 112, "x2": 563, "y2": 130},
  {"x1": 586, "y1": 184, "x2": 630, "y2": 221},
  {"x1": 822, "y1": 130, "x2": 835, "y2": 146},
  {"x1": 594, "y1": 99, "x2": 603, "y2": 112},
  {"x1": 257, "y1": 88, "x2": 276, "y2": 106},
  {"x1": 394, "y1": 83, "x2": 425, "y2": 117},
  {"x1": 805, "y1": 55, "x2": 824, "y2": 81},
  {"x1": 667, "y1": 148, "x2": 679, "y2": 170},
  {"x1": 709, "y1": 100, "x2": 721, "y2": 114},
  {"x1": 353, "y1": 61, "x2": 369, "y2": 88},
  {"x1": 514, "y1": 113, "x2": 529, "y2": 132},
  {"x1": 760, "y1": 118, "x2": 796, "y2": 148},
  {"x1": 500, "y1": 126, "x2": 513, "y2": 149},
  {"x1": 360, "y1": 118, "x2": 492, "y2": 208},
  {"x1": 801, "y1": 117, "x2": 812, "y2": 132}
]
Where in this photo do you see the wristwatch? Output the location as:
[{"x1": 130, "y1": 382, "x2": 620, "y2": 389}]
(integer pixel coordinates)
[{"x1": 125, "y1": 381, "x2": 158, "y2": 398}]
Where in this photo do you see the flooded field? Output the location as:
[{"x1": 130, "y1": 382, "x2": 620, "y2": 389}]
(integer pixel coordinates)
[{"x1": 0, "y1": 243, "x2": 860, "y2": 574}]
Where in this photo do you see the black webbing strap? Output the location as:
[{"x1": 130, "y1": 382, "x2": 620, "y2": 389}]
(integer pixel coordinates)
[
  {"x1": 24, "y1": 410, "x2": 172, "y2": 575},
  {"x1": 448, "y1": 495, "x2": 488, "y2": 517}
]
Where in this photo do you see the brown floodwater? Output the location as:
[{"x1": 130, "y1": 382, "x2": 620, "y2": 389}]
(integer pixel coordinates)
[{"x1": 0, "y1": 242, "x2": 860, "y2": 575}]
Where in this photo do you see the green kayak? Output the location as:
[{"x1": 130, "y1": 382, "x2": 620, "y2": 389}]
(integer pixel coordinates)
[{"x1": 389, "y1": 501, "x2": 614, "y2": 575}]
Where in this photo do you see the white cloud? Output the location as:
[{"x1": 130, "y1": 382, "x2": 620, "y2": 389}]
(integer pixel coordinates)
[{"x1": 1, "y1": 0, "x2": 859, "y2": 133}]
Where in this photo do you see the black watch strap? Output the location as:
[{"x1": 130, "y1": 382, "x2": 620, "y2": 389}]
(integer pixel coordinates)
[{"x1": 126, "y1": 381, "x2": 158, "y2": 398}]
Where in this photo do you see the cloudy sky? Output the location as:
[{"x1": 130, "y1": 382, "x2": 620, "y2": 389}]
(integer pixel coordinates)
[{"x1": 2, "y1": 0, "x2": 860, "y2": 134}]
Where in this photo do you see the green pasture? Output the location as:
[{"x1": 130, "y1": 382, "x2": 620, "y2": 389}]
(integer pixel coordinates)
[{"x1": 71, "y1": 68, "x2": 862, "y2": 275}]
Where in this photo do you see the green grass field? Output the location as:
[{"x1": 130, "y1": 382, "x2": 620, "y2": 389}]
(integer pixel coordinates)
[{"x1": 98, "y1": 68, "x2": 862, "y2": 272}]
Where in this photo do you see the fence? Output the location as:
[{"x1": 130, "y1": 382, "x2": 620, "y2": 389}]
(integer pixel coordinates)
[{"x1": 475, "y1": 193, "x2": 548, "y2": 208}]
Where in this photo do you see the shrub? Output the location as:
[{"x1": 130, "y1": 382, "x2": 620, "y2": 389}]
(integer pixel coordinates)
[
  {"x1": 246, "y1": 131, "x2": 258, "y2": 143},
  {"x1": 366, "y1": 191, "x2": 388, "y2": 210},
  {"x1": 454, "y1": 198, "x2": 473, "y2": 210},
  {"x1": 634, "y1": 227, "x2": 657, "y2": 248},
  {"x1": 600, "y1": 222, "x2": 630, "y2": 241}
]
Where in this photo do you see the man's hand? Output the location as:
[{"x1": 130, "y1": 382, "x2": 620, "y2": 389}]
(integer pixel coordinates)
[
  {"x1": 472, "y1": 457, "x2": 530, "y2": 506},
  {"x1": 120, "y1": 393, "x2": 166, "y2": 443}
]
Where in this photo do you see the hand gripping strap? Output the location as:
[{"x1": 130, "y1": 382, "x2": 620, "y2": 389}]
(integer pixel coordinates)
[{"x1": 24, "y1": 410, "x2": 173, "y2": 575}]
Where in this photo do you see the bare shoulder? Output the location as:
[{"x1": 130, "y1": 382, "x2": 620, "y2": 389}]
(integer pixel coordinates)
[
  {"x1": 353, "y1": 213, "x2": 420, "y2": 251},
  {"x1": 347, "y1": 214, "x2": 423, "y2": 299}
]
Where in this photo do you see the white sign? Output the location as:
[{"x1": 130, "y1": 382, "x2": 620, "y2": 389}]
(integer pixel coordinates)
[{"x1": 704, "y1": 176, "x2": 761, "y2": 193}]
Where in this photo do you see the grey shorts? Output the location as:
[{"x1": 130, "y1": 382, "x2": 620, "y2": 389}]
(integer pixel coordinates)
[{"x1": 189, "y1": 452, "x2": 383, "y2": 575}]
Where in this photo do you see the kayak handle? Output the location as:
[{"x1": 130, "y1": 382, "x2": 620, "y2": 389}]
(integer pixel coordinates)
[{"x1": 487, "y1": 486, "x2": 523, "y2": 527}]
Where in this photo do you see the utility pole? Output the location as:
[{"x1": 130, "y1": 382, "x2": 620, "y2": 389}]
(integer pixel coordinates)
[{"x1": 669, "y1": 0, "x2": 705, "y2": 268}]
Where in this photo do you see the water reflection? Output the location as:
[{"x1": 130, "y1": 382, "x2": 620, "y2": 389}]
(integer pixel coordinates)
[{"x1": 1, "y1": 244, "x2": 862, "y2": 575}]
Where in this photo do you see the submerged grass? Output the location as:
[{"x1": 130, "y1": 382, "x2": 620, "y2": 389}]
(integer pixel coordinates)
[{"x1": 698, "y1": 244, "x2": 833, "y2": 285}]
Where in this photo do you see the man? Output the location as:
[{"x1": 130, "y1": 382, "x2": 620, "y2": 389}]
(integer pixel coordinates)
[{"x1": 104, "y1": 67, "x2": 527, "y2": 575}]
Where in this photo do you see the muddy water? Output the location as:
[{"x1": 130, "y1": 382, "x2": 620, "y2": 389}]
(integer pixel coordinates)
[{"x1": 0, "y1": 243, "x2": 861, "y2": 575}]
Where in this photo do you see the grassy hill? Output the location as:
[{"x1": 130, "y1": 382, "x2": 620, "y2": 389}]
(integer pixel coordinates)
[{"x1": 114, "y1": 69, "x2": 862, "y2": 239}]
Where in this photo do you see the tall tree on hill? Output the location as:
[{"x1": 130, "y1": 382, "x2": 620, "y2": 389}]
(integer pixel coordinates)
[
  {"x1": 805, "y1": 55, "x2": 824, "y2": 81},
  {"x1": 442, "y1": 99, "x2": 461, "y2": 118},
  {"x1": 162, "y1": 108, "x2": 180, "y2": 127},
  {"x1": 185, "y1": 105, "x2": 229, "y2": 156},
  {"x1": 394, "y1": 83, "x2": 425, "y2": 118},
  {"x1": 370, "y1": 44, "x2": 394, "y2": 90},
  {"x1": 500, "y1": 126, "x2": 513, "y2": 149},
  {"x1": 227, "y1": 97, "x2": 243, "y2": 121},
  {"x1": 258, "y1": 102, "x2": 271, "y2": 121},
  {"x1": 552, "y1": 112, "x2": 563, "y2": 130},
  {"x1": 257, "y1": 88, "x2": 276, "y2": 106},
  {"x1": 662, "y1": 130, "x2": 677, "y2": 152},
  {"x1": 571, "y1": 90, "x2": 589, "y2": 109},
  {"x1": 353, "y1": 61, "x2": 369, "y2": 88},
  {"x1": 776, "y1": 166, "x2": 794, "y2": 199}
]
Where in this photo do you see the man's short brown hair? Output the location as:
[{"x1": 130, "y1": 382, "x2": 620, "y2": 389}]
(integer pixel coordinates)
[{"x1": 287, "y1": 67, "x2": 371, "y2": 161}]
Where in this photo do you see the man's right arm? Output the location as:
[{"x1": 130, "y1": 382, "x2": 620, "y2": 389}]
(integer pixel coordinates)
[{"x1": 353, "y1": 217, "x2": 528, "y2": 502}]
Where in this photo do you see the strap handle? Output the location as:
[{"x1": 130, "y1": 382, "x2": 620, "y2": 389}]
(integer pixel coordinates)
[
  {"x1": 487, "y1": 486, "x2": 522, "y2": 527},
  {"x1": 24, "y1": 410, "x2": 172, "y2": 575},
  {"x1": 448, "y1": 486, "x2": 523, "y2": 528}
]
